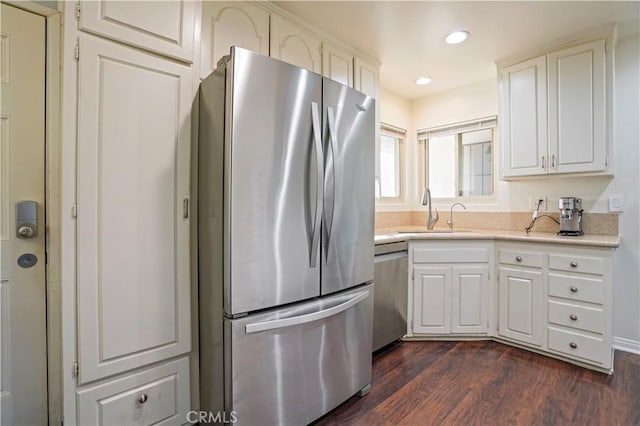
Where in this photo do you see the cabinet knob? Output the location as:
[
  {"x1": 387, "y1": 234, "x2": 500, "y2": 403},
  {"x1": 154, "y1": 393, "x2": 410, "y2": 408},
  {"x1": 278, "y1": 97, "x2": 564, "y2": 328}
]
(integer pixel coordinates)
[
  {"x1": 138, "y1": 394, "x2": 148, "y2": 404},
  {"x1": 515, "y1": 256, "x2": 523, "y2": 262},
  {"x1": 570, "y1": 261, "x2": 578, "y2": 268},
  {"x1": 570, "y1": 286, "x2": 578, "y2": 293},
  {"x1": 569, "y1": 342, "x2": 578, "y2": 349},
  {"x1": 570, "y1": 314, "x2": 578, "y2": 321}
]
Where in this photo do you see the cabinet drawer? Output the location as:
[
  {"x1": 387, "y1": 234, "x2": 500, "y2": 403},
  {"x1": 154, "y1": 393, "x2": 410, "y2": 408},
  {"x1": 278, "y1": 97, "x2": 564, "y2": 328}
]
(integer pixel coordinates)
[
  {"x1": 548, "y1": 273, "x2": 604, "y2": 304},
  {"x1": 413, "y1": 248, "x2": 489, "y2": 263},
  {"x1": 548, "y1": 327, "x2": 609, "y2": 366},
  {"x1": 498, "y1": 249, "x2": 543, "y2": 268},
  {"x1": 548, "y1": 253, "x2": 604, "y2": 275},
  {"x1": 77, "y1": 358, "x2": 190, "y2": 426},
  {"x1": 548, "y1": 301, "x2": 604, "y2": 334}
]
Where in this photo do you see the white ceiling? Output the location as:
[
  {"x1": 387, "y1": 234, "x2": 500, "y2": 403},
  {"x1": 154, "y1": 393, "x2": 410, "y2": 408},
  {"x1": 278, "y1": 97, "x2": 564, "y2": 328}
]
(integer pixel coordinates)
[{"x1": 273, "y1": 1, "x2": 640, "y2": 100}]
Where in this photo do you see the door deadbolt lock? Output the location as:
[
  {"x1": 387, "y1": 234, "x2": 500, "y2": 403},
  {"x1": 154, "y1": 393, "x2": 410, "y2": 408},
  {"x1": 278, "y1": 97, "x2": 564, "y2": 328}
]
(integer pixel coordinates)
[
  {"x1": 17, "y1": 225, "x2": 36, "y2": 239},
  {"x1": 16, "y1": 201, "x2": 38, "y2": 239}
]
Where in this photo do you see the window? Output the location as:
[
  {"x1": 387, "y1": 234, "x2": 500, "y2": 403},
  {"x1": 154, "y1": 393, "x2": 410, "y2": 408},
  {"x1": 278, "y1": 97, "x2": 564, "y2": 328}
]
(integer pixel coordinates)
[
  {"x1": 376, "y1": 123, "x2": 406, "y2": 202},
  {"x1": 417, "y1": 116, "x2": 496, "y2": 199}
]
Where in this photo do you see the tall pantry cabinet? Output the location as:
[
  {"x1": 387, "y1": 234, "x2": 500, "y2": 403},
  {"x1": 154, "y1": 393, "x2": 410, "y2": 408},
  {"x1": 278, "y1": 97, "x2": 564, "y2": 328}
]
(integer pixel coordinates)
[{"x1": 65, "y1": 1, "x2": 197, "y2": 424}]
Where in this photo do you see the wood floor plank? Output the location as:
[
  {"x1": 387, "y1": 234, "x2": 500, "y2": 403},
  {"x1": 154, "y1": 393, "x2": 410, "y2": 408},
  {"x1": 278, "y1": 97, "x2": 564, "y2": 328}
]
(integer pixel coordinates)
[{"x1": 313, "y1": 341, "x2": 640, "y2": 426}]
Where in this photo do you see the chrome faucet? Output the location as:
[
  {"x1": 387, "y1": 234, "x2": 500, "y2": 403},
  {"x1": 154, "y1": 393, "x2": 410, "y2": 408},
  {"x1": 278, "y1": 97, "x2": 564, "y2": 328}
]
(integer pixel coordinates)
[
  {"x1": 447, "y1": 202, "x2": 467, "y2": 231},
  {"x1": 421, "y1": 188, "x2": 439, "y2": 230}
]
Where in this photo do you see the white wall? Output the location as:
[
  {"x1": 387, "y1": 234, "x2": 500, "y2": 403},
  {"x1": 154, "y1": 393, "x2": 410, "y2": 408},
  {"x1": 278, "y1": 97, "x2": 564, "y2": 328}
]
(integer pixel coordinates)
[
  {"x1": 610, "y1": 35, "x2": 640, "y2": 347},
  {"x1": 392, "y1": 36, "x2": 640, "y2": 347}
]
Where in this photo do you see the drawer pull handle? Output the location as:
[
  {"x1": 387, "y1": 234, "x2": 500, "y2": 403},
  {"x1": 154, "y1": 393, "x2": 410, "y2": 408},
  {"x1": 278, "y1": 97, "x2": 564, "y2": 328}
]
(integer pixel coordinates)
[
  {"x1": 570, "y1": 286, "x2": 578, "y2": 293},
  {"x1": 569, "y1": 314, "x2": 578, "y2": 321},
  {"x1": 569, "y1": 342, "x2": 578, "y2": 349},
  {"x1": 570, "y1": 261, "x2": 578, "y2": 268},
  {"x1": 138, "y1": 394, "x2": 148, "y2": 404},
  {"x1": 515, "y1": 256, "x2": 523, "y2": 262}
]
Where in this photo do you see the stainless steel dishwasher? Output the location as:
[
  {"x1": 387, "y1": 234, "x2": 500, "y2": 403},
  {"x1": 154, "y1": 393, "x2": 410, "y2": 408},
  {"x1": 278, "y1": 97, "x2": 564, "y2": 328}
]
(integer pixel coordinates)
[{"x1": 373, "y1": 241, "x2": 408, "y2": 351}]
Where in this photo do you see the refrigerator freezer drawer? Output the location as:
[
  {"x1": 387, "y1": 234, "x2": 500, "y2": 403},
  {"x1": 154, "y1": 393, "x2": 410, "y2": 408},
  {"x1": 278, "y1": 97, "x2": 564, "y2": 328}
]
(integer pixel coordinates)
[{"x1": 224, "y1": 284, "x2": 374, "y2": 425}]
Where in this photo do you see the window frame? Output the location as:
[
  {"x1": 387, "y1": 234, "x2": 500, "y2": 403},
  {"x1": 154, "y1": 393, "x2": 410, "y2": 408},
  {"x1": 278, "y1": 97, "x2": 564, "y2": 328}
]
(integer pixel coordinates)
[
  {"x1": 417, "y1": 116, "x2": 497, "y2": 202},
  {"x1": 376, "y1": 123, "x2": 406, "y2": 204}
]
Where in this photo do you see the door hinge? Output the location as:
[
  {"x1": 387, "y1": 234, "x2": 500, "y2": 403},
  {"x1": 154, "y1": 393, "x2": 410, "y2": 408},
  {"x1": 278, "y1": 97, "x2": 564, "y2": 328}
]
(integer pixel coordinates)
[
  {"x1": 71, "y1": 203, "x2": 77, "y2": 218},
  {"x1": 74, "y1": 43, "x2": 80, "y2": 61},
  {"x1": 75, "y1": 2, "x2": 81, "y2": 20},
  {"x1": 72, "y1": 361, "x2": 79, "y2": 377},
  {"x1": 183, "y1": 197, "x2": 189, "y2": 219}
]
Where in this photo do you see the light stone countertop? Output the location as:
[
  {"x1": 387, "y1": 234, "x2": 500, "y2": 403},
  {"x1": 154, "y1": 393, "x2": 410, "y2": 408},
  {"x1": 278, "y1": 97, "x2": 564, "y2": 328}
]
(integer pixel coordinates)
[{"x1": 374, "y1": 226, "x2": 620, "y2": 248}]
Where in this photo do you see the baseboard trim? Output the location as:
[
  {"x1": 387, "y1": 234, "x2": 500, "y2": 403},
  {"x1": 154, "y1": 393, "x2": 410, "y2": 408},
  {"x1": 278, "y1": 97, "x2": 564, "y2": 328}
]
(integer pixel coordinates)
[{"x1": 613, "y1": 337, "x2": 640, "y2": 355}]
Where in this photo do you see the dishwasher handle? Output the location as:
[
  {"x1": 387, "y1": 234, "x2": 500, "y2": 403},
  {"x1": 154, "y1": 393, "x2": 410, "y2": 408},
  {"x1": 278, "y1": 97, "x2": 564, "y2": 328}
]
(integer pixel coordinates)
[{"x1": 374, "y1": 251, "x2": 407, "y2": 263}]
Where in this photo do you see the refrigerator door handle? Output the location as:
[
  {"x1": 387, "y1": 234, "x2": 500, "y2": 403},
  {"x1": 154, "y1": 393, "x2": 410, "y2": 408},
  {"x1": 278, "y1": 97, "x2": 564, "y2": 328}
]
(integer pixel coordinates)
[
  {"x1": 310, "y1": 102, "x2": 323, "y2": 268},
  {"x1": 245, "y1": 289, "x2": 370, "y2": 334},
  {"x1": 325, "y1": 106, "x2": 341, "y2": 263}
]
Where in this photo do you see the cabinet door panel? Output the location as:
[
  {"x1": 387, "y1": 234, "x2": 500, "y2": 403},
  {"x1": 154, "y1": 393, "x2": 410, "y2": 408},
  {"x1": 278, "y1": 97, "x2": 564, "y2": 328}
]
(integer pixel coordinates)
[
  {"x1": 200, "y1": 1, "x2": 269, "y2": 79},
  {"x1": 354, "y1": 57, "x2": 379, "y2": 99},
  {"x1": 452, "y1": 266, "x2": 488, "y2": 334},
  {"x1": 270, "y1": 14, "x2": 321, "y2": 73},
  {"x1": 501, "y1": 56, "x2": 547, "y2": 177},
  {"x1": 412, "y1": 266, "x2": 451, "y2": 334},
  {"x1": 322, "y1": 42, "x2": 353, "y2": 87},
  {"x1": 79, "y1": 0, "x2": 196, "y2": 62},
  {"x1": 77, "y1": 35, "x2": 191, "y2": 383},
  {"x1": 548, "y1": 40, "x2": 606, "y2": 173},
  {"x1": 498, "y1": 267, "x2": 542, "y2": 346}
]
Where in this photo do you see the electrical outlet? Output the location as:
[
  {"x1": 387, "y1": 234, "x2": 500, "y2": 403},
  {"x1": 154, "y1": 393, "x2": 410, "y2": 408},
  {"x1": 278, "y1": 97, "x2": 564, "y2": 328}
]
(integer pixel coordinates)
[{"x1": 529, "y1": 196, "x2": 547, "y2": 210}]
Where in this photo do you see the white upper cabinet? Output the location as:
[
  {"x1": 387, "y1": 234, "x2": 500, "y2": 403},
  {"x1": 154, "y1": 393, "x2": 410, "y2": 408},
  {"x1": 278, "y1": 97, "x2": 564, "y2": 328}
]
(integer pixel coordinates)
[
  {"x1": 499, "y1": 37, "x2": 610, "y2": 179},
  {"x1": 354, "y1": 56, "x2": 379, "y2": 99},
  {"x1": 76, "y1": 35, "x2": 192, "y2": 383},
  {"x1": 200, "y1": 1, "x2": 270, "y2": 79},
  {"x1": 270, "y1": 13, "x2": 321, "y2": 73},
  {"x1": 548, "y1": 39, "x2": 606, "y2": 174},
  {"x1": 78, "y1": 0, "x2": 196, "y2": 63},
  {"x1": 322, "y1": 42, "x2": 353, "y2": 86},
  {"x1": 501, "y1": 56, "x2": 547, "y2": 177}
]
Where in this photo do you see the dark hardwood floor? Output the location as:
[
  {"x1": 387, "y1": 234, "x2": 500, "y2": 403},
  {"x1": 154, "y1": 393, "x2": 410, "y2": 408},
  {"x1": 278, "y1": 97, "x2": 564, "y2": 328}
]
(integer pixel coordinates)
[{"x1": 313, "y1": 341, "x2": 640, "y2": 426}]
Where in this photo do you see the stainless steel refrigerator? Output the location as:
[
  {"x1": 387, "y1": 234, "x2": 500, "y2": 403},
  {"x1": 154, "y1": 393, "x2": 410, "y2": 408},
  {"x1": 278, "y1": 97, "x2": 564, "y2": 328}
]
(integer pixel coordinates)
[{"x1": 198, "y1": 47, "x2": 375, "y2": 425}]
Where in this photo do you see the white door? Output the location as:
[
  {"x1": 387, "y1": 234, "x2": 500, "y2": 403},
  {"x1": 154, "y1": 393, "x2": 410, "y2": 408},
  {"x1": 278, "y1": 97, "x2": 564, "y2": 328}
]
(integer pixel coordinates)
[
  {"x1": 76, "y1": 35, "x2": 192, "y2": 383},
  {"x1": 498, "y1": 267, "x2": 543, "y2": 346},
  {"x1": 0, "y1": 4, "x2": 48, "y2": 425},
  {"x1": 501, "y1": 55, "x2": 548, "y2": 177},
  {"x1": 548, "y1": 39, "x2": 606, "y2": 174},
  {"x1": 412, "y1": 266, "x2": 451, "y2": 334},
  {"x1": 451, "y1": 265, "x2": 488, "y2": 334}
]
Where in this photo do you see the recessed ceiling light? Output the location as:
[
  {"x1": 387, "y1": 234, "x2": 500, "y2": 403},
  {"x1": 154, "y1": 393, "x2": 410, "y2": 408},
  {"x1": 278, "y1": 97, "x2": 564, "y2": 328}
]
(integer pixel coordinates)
[
  {"x1": 445, "y1": 31, "x2": 470, "y2": 44},
  {"x1": 415, "y1": 77, "x2": 432, "y2": 86}
]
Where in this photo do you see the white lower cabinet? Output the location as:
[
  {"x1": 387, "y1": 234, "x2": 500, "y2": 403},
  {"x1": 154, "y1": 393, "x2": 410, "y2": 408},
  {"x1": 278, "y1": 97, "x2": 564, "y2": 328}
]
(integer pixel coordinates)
[
  {"x1": 77, "y1": 357, "x2": 190, "y2": 426},
  {"x1": 407, "y1": 239, "x2": 614, "y2": 372},
  {"x1": 410, "y1": 241, "x2": 490, "y2": 336},
  {"x1": 498, "y1": 266, "x2": 543, "y2": 346},
  {"x1": 496, "y1": 242, "x2": 613, "y2": 371}
]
